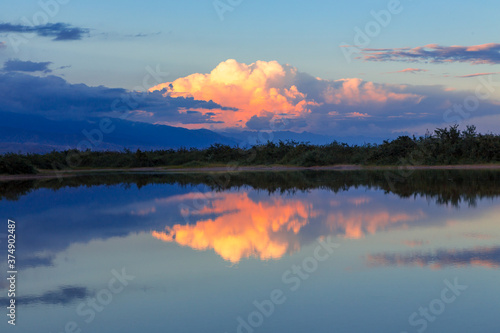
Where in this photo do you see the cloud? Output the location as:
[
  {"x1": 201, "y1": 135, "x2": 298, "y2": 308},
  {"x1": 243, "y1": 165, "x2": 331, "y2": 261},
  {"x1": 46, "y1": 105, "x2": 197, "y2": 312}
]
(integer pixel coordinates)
[
  {"x1": 0, "y1": 72, "x2": 231, "y2": 125},
  {"x1": 126, "y1": 32, "x2": 162, "y2": 38},
  {"x1": 0, "y1": 42, "x2": 5, "y2": 49},
  {"x1": 402, "y1": 240, "x2": 429, "y2": 248},
  {"x1": 152, "y1": 192, "x2": 313, "y2": 262},
  {"x1": 345, "y1": 112, "x2": 371, "y2": 118},
  {"x1": 0, "y1": 286, "x2": 90, "y2": 306},
  {"x1": 18, "y1": 252, "x2": 56, "y2": 268},
  {"x1": 2, "y1": 59, "x2": 52, "y2": 73},
  {"x1": 457, "y1": 72, "x2": 500, "y2": 78},
  {"x1": 150, "y1": 59, "x2": 320, "y2": 128},
  {"x1": 0, "y1": 22, "x2": 89, "y2": 41},
  {"x1": 245, "y1": 111, "x2": 307, "y2": 130},
  {"x1": 389, "y1": 68, "x2": 428, "y2": 74},
  {"x1": 149, "y1": 59, "x2": 424, "y2": 131},
  {"x1": 367, "y1": 246, "x2": 500, "y2": 269},
  {"x1": 326, "y1": 209, "x2": 425, "y2": 239},
  {"x1": 463, "y1": 232, "x2": 494, "y2": 240},
  {"x1": 359, "y1": 43, "x2": 500, "y2": 64},
  {"x1": 151, "y1": 188, "x2": 431, "y2": 258},
  {"x1": 5, "y1": 59, "x2": 500, "y2": 139},
  {"x1": 321, "y1": 78, "x2": 422, "y2": 106}
]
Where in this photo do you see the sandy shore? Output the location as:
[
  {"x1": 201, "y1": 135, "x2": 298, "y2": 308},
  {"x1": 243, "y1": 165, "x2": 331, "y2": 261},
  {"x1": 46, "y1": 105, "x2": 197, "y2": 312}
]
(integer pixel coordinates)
[{"x1": 1, "y1": 164, "x2": 500, "y2": 181}]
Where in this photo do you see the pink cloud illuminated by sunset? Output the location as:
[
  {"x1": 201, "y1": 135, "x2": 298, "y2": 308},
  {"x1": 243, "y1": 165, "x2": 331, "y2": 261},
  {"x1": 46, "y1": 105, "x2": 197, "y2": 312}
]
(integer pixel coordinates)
[
  {"x1": 360, "y1": 43, "x2": 500, "y2": 65},
  {"x1": 149, "y1": 59, "x2": 318, "y2": 128},
  {"x1": 389, "y1": 68, "x2": 428, "y2": 74},
  {"x1": 456, "y1": 72, "x2": 500, "y2": 78},
  {"x1": 148, "y1": 59, "x2": 423, "y2": 130},
  {"x1": 152, "y1": 192, "x2": 314, "y2": 262}
]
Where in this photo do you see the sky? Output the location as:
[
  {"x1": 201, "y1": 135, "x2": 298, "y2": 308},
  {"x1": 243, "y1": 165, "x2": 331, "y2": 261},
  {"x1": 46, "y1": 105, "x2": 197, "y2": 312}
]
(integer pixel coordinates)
[{"x1": 1, "y1": 0, "x2": 500, "y2": 139}]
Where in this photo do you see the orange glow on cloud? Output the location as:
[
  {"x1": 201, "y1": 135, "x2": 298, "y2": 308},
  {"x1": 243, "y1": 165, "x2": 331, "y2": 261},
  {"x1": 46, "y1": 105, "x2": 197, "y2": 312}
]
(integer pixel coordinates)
[
  {"x1": 149, "y1": 59, "x2": 317, "y2": 128},
  {"x1": 323, "y1": 78, "x2": 422, "y2": 106},
  {"x1": 326, "y1": 210, "x2": 425, "y2": 239},
  {"x1": 152, "y1": 192, "x2": 314, "y2": 262},
  {"x1": 469, "y1": 259, "x2": 500, "y2": 268},
  {"x1": 465, "y1": 43, "x2": 499, "y2": 52},
  {"x1": 345, "y1": 112, "x2": 371, "y2": 118},
  {"x1": 152, "y1": 191, "x2": 431, "y2": 261},
  {"x1": 149, "y1": 59, "x2": 422, "y2": 129}
]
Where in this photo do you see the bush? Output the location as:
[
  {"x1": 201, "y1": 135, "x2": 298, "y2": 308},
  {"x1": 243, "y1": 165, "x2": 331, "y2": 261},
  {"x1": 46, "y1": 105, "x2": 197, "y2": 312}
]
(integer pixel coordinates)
[{"x1": 0, "y1": 154, "x2": 38, "y2": 175}]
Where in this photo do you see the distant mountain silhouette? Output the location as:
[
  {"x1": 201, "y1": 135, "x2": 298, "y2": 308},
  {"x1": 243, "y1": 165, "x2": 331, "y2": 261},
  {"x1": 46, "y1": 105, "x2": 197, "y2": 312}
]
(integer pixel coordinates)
[
  {"x1": 219, "y1": 130, "x2": 383, "y2": 146},
  {"x1": 0, "y1": 112, "x2": 237, "y2": 153},
  {"x1": 0, "y1": 112, "x2": 385, "y2": 153}
]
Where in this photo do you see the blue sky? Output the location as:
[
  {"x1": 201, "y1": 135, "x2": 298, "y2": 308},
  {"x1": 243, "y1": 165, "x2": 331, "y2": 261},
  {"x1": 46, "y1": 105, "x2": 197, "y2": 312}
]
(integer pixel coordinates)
[{"x1": 1, "y1": 0, "x2": 500, "y2": 138}]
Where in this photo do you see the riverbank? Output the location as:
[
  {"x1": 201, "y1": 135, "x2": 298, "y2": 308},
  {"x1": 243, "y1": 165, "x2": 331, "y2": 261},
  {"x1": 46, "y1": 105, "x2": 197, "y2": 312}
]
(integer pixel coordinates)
[{"x1": 2, "y1": 164, "x2": 500, "y2": 181}]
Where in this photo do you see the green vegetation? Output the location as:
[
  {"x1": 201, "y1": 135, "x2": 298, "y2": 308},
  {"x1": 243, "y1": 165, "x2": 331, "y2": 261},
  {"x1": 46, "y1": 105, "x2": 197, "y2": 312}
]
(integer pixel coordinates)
[
  {"x1": 0, "y1": 153, "x2": 38, "y2": 175},
  {"x1": 1, "y1": 125, "x2": 500, "y2": 175}
]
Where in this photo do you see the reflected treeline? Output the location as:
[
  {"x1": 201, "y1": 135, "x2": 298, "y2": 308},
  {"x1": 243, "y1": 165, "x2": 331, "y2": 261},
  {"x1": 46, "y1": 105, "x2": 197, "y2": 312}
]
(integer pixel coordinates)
[{"x1": 1, "y1": 169, "x2": 500, "y2": 206}]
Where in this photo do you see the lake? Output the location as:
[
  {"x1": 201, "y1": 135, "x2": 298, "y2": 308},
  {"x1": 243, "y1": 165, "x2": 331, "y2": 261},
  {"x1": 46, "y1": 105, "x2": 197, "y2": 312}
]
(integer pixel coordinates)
[{"x1": 1, "y1": 170, "x2": 499, "y2": 333}]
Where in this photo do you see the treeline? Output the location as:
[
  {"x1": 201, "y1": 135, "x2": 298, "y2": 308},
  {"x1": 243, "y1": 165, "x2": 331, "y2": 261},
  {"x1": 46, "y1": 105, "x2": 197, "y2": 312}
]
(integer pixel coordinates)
[{"x1": 1, "y1": 125, "x2": 500, "y2": 175}]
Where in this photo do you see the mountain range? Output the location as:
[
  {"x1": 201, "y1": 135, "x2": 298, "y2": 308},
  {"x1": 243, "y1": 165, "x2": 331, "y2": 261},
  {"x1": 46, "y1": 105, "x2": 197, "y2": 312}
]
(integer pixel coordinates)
[{"x1": 0, "y1": 112, "x2": 383, "y2": 153}]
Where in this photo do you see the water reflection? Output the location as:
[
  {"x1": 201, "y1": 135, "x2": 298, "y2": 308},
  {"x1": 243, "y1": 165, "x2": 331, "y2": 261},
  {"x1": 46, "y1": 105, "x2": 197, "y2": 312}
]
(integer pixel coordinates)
[
  {"x1": 324, "y1": 205, "x2": 425, "y2": 239},
  {"x1": 367, "y1": 246, "x2": 500, "y2": 269},
  {"x1": 1, "y1": 170, "x2": 498, "y2": 267},
  {"x1": 151, "y1": 189, "x2": 431, "y2": 262},
  {"x1": 1, "y1": 170, "x2": 500, "y2": 332},
  {"x1": 153, "y1": 192, "x2": 313, "y2": 262},
  {"x1": 3, "y1": 169, "x2": 500, "y2": 206},
  {"x1": 0, "y1": 286, "x2": 90, "y2": 306}
]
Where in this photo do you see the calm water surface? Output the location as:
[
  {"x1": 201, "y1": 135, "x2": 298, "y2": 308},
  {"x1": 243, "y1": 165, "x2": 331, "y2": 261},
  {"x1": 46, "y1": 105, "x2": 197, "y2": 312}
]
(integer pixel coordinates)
[{"x1": 0, "y1": 171, "x2": 499, "y2": 332}]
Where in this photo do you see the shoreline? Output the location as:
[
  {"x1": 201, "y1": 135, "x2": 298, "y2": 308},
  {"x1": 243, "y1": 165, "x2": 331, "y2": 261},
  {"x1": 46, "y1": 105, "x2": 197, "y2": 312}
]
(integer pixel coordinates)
[{"x1": 2, "y1": 164, "x2": 500, "y2": 181}]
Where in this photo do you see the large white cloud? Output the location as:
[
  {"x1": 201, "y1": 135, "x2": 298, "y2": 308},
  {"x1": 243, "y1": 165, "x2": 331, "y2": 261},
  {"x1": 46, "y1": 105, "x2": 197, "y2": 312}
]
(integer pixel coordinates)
[
  {"x1": 150, "y1": 59, "x2": 318, "y2": 128},
  {"x1": 149, "y1": 59, "x2": 429, "y2": 133},
  {"x1": 5, "y1": 59, "x2": 500, "y2": 139}
]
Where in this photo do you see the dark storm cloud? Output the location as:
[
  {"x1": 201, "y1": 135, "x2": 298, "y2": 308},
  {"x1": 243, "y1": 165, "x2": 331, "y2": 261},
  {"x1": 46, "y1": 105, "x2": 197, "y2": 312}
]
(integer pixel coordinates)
[{"x1": 0, "y1": 72, "x2": 234, "y2": 125}]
